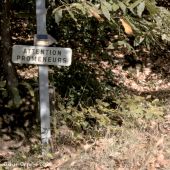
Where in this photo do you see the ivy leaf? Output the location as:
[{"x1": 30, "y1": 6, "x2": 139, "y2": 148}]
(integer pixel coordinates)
[
  {"x1": 54, "y1": 9, "x2": 63, "y2": 25},
  {"x1": 137, "y1": 1, "x2": 145, "y2": 17}
]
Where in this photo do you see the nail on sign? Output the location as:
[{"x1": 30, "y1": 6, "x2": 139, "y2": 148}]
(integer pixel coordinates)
[{"x1": 12, "y1": 45, "x2": 72, "y2": 66}]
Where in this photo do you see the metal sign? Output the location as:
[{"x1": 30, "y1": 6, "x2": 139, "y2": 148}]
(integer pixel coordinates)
[{"x1": 12, "y1": 45, "x2": 72, "y2": 66}]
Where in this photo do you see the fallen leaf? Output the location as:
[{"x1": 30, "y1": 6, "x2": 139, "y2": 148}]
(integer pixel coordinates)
[{"x1": 120, "y1": 18, "x2": 133, "y2": 35}]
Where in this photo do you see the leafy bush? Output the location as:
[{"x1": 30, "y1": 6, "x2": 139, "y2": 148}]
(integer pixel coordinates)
[
  {"x1": 117, "y1": 95, "x2": 164, "y2": 121},
  {"x1": 52, "y1": 60, "x2": 104, "y2": 107},
  {"x1": 51, "y1": 0, "x2": 170, "y2": 50},
  {"x1": 53, "y1": 92, "x2": 164, "y2": 138},
  {"x1": 46, "y1": 0, "x2": 168, "y2": 140}
]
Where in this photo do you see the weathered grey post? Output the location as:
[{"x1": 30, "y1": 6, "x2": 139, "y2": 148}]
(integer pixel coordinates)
[
  {"x1": 35, "y1": 0, "x2": 51, "y2": 150},
  {"x1": 11, "y1": 1, "x2": 72, "y2": 155}
]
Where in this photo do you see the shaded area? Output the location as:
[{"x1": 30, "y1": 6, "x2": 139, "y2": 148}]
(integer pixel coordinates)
[{"x1": 52, "y1": 60, "x2": 104, "y2": 107}]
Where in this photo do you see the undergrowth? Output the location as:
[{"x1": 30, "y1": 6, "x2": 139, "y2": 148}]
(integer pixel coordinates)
[{"x1": 49, "y1": 61, "x2": 165, "y2": 142}]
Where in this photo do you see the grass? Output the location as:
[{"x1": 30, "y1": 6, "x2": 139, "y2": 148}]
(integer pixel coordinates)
[
  {"x1": 1, "y1": 104, "x2": 170, "y2": 170},
  {"x1": 58, "y1": 123, "x2": 170, "y2": 170}
]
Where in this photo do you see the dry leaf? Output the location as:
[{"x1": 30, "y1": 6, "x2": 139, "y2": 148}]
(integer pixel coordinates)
[
  {"x1": 120, "y1": 18, "x2": 133, "y2": 35},
  {"x1": 148, "y1": 163, "x2": 157, "y2": 170},
  {"x1": 117, "y1": 166, "x2": 125, "y2": 170},
  {"x1": 95, "y1": 163, "x2": 104, "y2": 170},
  {"x1": 155, "y1": 135, "x2": 164, "y2": 148},
  {"x1": 89, "y1": 8, "x2": 103, "y2": 21},
  {"x1": 155, "y1": 153, "x2": 169, "y2": 167}
]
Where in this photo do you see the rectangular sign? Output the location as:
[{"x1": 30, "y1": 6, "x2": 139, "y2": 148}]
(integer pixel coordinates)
[{"x1": 12, "y1": 45, "x2": 72, "y2": 66}]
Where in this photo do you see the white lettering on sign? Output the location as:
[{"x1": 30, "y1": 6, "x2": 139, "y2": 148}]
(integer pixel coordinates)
[{"x1": 12, "y1": 45, "x2": 72, "y2": 66}]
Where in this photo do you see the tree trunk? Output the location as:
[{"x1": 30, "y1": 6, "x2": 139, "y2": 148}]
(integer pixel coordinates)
[{"x1": 0, "y1": 0, "x2": 21, "y2": 107}]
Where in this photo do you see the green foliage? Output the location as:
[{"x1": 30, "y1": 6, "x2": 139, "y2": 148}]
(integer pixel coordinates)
[
  {"x1": 155, "y1": 7, "x2": 170, "y2": 42},
  {"x1": 54, "y1": 93, "x2": 164, "y2": 137},
  {"x1": 0, "y1": 80, "x2": 8, "y2": 98},
  {"x1": 117, "y1": 95, "x2": 164, "y2": 120},
  {"x1": 53, "y1": 61, "x2": 104, "y2": 107},
  {"x1": 57, "y1": 103, "x2": 117, "y2": 136},
  {"x1": 52, "y1": 0, "x2": 170, "y2": 50}
]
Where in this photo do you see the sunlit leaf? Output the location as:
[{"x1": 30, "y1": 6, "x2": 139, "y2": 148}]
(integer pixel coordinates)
[
  {"x1": 112, "y1": 3, "x2": 119, "y2": 11},
  {"x1": 137, "y1": 1, "x2": 145, "y2": 17},
  {"x1": 162, "y1": 34, "x2": 170, "y2": 42},
  {"x1": 123, "y1": 0, "x2": 131, "y2": 5},
  {"x1": 102, "y1": 1, "x2": 112, "y2": 11},
  {"x1": 70, "y1": 3, "x2": 87, "y2": 14},
  {"x1": 101, "y1": 2, "x2": 110, "y2": 20},
  {"x1": 129, "y1": 0, "x2": 143, "y2": 9},
  {"x1": 89, "y1": 7, "x2": 103, "y2": 21},
  {"x1": 145, "y1": 1, "x2": 159, "y2": 16},
  {"x1": 54, "y1": 9, "x2": 63, "y2": 25},
  {"x1": 117, "y1": 1, "x2": 127, "y2": 14}
]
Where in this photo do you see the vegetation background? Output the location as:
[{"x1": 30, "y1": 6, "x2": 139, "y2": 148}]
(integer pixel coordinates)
[{"x1": 0, "y1": 0, "x2": 170, "y2": 169}]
